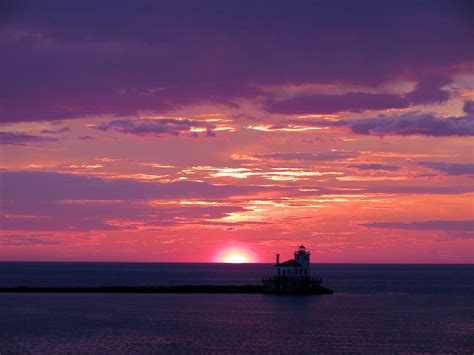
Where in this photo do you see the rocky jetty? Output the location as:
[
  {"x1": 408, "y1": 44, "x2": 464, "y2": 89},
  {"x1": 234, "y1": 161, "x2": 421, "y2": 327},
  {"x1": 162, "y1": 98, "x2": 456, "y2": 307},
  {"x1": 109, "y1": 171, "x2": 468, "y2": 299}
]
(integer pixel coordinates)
[{"x1": 0, "y1": 284, "x2": 332, "y2": 294}]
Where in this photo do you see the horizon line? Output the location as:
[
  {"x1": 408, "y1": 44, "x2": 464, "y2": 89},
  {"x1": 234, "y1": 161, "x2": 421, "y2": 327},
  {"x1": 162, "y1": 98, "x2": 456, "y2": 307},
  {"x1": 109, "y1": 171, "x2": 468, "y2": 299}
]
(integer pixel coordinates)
[{"x1": 0, "y1": 260, "x2": 472, "y2": 265}]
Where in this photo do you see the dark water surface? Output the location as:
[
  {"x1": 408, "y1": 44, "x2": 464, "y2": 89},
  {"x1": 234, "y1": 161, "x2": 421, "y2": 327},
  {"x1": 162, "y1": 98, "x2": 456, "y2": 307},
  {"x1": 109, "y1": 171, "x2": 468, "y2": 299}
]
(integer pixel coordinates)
[{"x1": 0, "y1": 263, "x2": 473, "y2": 353}]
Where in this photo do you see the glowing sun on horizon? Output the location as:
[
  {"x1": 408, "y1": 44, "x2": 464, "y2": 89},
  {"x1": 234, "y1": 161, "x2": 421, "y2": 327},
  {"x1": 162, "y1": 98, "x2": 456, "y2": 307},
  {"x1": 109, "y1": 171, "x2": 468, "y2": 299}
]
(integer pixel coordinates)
[
  {"x1": 222, "y1": 254, "x2": 249, "y2": 263},
  {"x1": 216, "y1": 247, "x2": 256, "y2": 263}
]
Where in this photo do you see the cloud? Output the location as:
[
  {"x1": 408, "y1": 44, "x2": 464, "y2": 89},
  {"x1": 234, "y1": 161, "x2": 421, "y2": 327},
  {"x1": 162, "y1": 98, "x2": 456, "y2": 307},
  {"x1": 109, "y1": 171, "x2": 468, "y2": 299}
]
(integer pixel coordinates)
[
  {"x1": 266, "y1": 92, "x2": 407, "y2": 115},
  {"x1": 96, "y1": 119, "x2": 216, "y2": 138},
  {"x1": 40, "y1": 127, "x2": 70, "y2": 134},
  {"x1": 1, "y1": 1, "x2": 472, "y2": 122},
  {"x1": 404, "y1": 76, "x2": 451, "y2": 105},
  {"x1": 417, "y1": 162, "x2": 474, "y2": 176},
  {"x1": 255, "y1": 151, "x2": 357, "y2": 161},
  {"x1": 265, "y1": 76, "x2": 451, "y2": 114},
  {"x1": 0, "y1": 171, "x2": 269, "y2": 202},
  {"x1": 464, "y1": 100, "x2": 474, "y2": 115},
  {"x1": 246, "y1": 119, "x2": 347, "y2": 132},
  {"x1": 0, "y1": 234, "x2": 65, "y2": 246},
  {"x1": 0, "y1": 131, "x2": 59, "y2": 145},
  {"x1": 78, "y1": 135, "x2": 94, "y2": 140},
  {"x1": 348, "y1": 111, "x2": 474, "y2": 137},
  {"x1": 1, "y1": 170, "x2": 472, "y2": 232},
  {"x1": 292, "y1": 184, "x2": 474, "y2": 197},
  {"x1": 0, "y1": 171, "x2": 279, "y2": 231},
  {"x1": 363, "y1": 185, "x2": 474, "y2": 195},
  {"x1": 0, "y1": 200, "x2": 247, "y2": 231},
  {"x1": 361, "y1": 220, "x2": 474, "y2": 231},
  {"x1": 415, "y1": 173, "x2": 437, "y2": 178},
  {"x1": 281, "y1": 119, "x2": 347, "y2": 128},
  {"x1": 348, "y1": 164, "x2": 400, "y2": 171},
  {"x1": 437, "y1": 232, "x2": 474, "y2": 241},
  {"x1": 260, "y1": 101, "x2": 474, "y2": 137}
]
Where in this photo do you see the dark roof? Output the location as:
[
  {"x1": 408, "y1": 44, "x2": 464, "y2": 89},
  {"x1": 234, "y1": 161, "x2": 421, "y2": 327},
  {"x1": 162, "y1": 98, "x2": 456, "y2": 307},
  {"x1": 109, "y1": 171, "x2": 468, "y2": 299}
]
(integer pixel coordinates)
[
  {"x1": 299, "y1": 244, "x2": 305, "y2": 249},
  {"x1": 277, "y1": 259, "x2": 302, "y2": 267}
]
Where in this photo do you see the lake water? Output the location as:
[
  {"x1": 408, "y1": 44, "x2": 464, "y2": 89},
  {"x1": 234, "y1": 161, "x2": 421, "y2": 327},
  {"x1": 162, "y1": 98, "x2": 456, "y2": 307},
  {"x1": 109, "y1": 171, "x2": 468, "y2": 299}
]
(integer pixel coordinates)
[{"x1": 0, "y1": 263, "x2": 472, "y2": 353}]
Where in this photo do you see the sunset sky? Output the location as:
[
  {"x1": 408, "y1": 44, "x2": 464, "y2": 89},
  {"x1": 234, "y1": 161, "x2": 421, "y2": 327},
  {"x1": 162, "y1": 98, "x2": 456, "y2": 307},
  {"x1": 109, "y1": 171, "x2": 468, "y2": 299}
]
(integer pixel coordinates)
[{"x1": 0, "y1": 0, "x2": 473, "y2": 263}]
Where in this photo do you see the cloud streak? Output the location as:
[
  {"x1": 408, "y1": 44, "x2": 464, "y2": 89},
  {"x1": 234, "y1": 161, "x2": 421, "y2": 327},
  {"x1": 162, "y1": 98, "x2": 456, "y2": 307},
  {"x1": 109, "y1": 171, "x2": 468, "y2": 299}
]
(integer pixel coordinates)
[
  {"x1": 253, "y1": 101, "x2": 474, "y2": 137},
  {"x1": 348, "y1": 111, "x2": 474, "y2": 137},
  {"x1": 0, "y1": 171, "x2": 271, "y2": 202},
  {"x1": 0, "y1": 132, "x2": 59, "y2": 146},
  {"x1": 348, "y1": 164, "x2": 400, "y2": 171},
  {"x1": 361, "y1": 220, "x2": 474, "y2": 231},
  {"x1": 265, "y1": 76, "x2": 451, "y2": 114},
  {"x1": 417, "y1": 162, "x2": 474, "y2": 176},
  {"x1": 0, "y1": 234, "x2": 65, "y2": 246},
  {"x1": 96, "y1": 119, "x2": 216, "y2": 138},
  {"x1": 40, "y1": 127, "x2": 70, "y2": 134},
  {"x1": 0, "y1": 171, "x2": 279, "y2": 231},
  {"x1": 255, "y1": 151, "x2": 357, "y2": 161}
]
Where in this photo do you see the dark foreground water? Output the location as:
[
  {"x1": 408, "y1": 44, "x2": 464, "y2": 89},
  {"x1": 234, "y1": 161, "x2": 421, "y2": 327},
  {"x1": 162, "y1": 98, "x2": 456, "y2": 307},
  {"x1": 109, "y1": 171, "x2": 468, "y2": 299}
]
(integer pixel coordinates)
[{"x1": 0, "y1": 263, "x2": 473, "y2": 353}]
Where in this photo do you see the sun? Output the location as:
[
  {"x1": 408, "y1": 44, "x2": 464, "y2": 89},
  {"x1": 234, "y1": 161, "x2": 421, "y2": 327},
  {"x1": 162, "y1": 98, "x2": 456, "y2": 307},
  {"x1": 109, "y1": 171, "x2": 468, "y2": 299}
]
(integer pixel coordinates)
[
  {"x1": 216, "y1": 246, "x2": 256, "y2": 263},
  {"x1": 222, "y1": 254, "x2": 249, "y2": 263}
]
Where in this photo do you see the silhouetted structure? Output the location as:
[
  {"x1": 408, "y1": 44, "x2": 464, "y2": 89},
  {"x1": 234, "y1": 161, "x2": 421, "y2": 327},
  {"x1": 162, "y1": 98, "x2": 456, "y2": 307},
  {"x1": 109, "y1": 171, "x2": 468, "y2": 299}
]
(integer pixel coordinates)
[{"x1": 262, "y1": 245, "x2": 332, "y2": 294}]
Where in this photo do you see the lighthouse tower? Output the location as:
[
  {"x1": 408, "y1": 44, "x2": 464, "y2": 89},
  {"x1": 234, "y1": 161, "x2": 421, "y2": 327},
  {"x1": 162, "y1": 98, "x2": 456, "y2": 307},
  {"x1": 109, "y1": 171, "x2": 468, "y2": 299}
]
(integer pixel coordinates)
[
  {"x1": 294, "y1": 245, "x2": 311, "y2": 276},
  {"x1": 263, "y1": 244, "x2": 326, "y2": 294}
]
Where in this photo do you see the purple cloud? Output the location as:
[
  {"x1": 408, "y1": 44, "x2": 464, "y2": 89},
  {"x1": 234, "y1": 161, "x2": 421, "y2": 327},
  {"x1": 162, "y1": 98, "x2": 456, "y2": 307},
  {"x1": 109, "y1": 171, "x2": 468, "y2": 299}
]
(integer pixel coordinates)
[
  {"x1": 404, "y1": 76, "x2": 451, "y2": 105},
  {"x1": 256, "y1": 151, "x2": 357, "y2": 161},
  {"x1": 0, "y1": 200, "x2": 246, "y2": 231},
  {"x1": 0, "y1": 171, "x2": 272, "y2": 202},
  {"x1": 361, "y1": 220, "x2": 474, "y2": 231},
  {"x1": 1, "y1": 1, "x2": 472, "y2": 122},
  {"x1": 258, "y1": 119, "x2": 348, "y2": 131},
  {"x1": 40, "y1": 127, "x2": 70, "y2": 134},
  {"x1": 417, "y1": 162, "x2": 474, "y2": 176},
  {"x1": 437, "y1": 232, "x2": 474, "y2": 241},
  {"x1": 463, "y1": 100, "x2": 474, "y2": 115},
  {"x1": 96, "y1": 119, "x2": 216, "y2": 138},
  {"x1": 0, "y1": 171, "x2": 280, "y2": 231},
  {"x1": 280, "y1": 119, "x2": 347, "y2": 128},
  {"x1": 415, "y1": 173, "x2": 437, "y2": 178},
  {"x1": 364, "y1": 185, "x2": 474, "y2": 195},
  {"x1": 1, "y1": 170, "x2": 473, "y2": 232},
  {"x1": 0, "y1": 132, "x2": 59, "y2": 145},
  {"x1": 297, "y1": 185, "x2": 474, "y2": 196},
  {"x1": 348, "y1": 111, "x2": 474, "y2": 137},
  {"x1": 265, "y1": 100, "x2": 474, "y2": 137},
  {"x1": 348, "y1": 164, "x2": 400, "y2": 171},
  {"x1": 265, "y1": 76, "x2": 451, "y2": 115},
  {"x1": 266, "y1": 92, "x2": 408, "y2": 115},
  {"x1": 0, "y1": 234, "x2": 65, "y2": 246}
]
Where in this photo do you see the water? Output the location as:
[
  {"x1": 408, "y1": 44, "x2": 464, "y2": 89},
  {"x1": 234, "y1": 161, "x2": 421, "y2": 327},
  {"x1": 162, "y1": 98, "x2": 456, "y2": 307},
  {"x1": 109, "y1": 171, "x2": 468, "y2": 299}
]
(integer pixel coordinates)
[{"x1": 0, "y1": 263, "x2": 473, "y2": 353}]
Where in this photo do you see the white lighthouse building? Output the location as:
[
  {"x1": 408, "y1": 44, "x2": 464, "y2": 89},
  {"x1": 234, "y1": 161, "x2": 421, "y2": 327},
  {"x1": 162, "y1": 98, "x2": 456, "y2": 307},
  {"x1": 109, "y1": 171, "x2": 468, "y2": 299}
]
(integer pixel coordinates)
[
  {"x1": 274, "y1": 245, "x2": 311, "y2": 277},
  {"x1": 263, "y1": 244, "x2": 330, "y2": 294}
]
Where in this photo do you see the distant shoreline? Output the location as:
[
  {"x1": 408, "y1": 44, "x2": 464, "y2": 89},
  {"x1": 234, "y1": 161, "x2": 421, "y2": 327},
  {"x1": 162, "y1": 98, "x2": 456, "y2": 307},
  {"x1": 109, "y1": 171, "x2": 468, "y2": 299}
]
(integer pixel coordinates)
[{"x1": 0, "y1": 285, "x2": 334, "y2": 295}]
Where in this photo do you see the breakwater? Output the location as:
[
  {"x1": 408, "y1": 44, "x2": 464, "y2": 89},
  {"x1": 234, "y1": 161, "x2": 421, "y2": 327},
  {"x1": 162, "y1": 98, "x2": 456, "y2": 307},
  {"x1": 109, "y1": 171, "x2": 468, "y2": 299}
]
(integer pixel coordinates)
[{"x1": 0, "y1": 285, "x2": 333, "y2": 294}]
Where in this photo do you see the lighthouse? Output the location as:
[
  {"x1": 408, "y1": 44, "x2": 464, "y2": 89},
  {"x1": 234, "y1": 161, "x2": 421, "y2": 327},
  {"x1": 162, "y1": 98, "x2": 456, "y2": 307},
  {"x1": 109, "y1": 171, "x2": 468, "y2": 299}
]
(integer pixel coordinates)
[
  {"x1": 263, "y1": 244, "x2": 325, "y2": 294},
  {"x1": 274, "y1": 244, "x2": 311, "y2": 277},
  {"x1": 294, "y1": 244, "x2": 310, "y2": 275}
]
